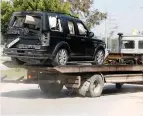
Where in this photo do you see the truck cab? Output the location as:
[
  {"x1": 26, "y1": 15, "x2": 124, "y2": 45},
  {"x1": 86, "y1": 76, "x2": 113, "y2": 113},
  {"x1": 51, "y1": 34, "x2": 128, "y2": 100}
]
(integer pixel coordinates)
[{"x1": 118, "y1": 34, "x2": 143, "y2": 54}]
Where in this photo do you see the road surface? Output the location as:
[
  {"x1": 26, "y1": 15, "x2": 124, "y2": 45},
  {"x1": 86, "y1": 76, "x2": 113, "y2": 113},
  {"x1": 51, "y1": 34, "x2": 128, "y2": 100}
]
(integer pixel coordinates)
[
  {"x1": 0, "y1": 52, "x2": 143, "y2": 116},
  {"x1": 1, "y1": 83, "x2": 143, "y2": 116}
]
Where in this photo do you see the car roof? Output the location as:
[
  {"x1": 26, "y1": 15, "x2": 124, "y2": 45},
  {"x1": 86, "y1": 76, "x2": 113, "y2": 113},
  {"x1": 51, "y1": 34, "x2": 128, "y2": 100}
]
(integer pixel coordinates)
[{"x1": 13, "y1": 11, "x2": 81, "y2": 22}]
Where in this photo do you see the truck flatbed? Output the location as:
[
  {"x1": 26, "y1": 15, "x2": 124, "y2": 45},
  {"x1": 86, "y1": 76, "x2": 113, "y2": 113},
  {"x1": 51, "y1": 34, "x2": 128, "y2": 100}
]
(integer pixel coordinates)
[
  {"x1": 27, "y1": 64, "x2": 143, "y2": 73},
  {"x1": 1, "y1": 63, "x2": 143, "y2": 97}
]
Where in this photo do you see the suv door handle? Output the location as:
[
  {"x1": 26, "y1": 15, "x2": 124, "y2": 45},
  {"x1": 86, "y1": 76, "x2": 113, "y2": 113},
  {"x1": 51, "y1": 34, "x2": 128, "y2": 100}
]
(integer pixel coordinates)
[{"x1": 81, "y1": 39, "x2": 85, "y2": 41}]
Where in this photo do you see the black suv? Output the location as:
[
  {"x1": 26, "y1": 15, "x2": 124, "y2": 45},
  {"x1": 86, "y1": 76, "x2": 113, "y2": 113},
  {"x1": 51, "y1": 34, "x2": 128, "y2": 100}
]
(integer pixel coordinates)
[{"x1": 3, "y1": 11, "x2": 106, "y2": 66}]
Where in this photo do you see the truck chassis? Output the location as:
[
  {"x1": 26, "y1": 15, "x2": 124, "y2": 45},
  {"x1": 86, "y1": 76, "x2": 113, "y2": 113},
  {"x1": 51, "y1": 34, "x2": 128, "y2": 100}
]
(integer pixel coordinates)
[{"x1": 2, "y1": 64, "x2": 143, "y2": 97}]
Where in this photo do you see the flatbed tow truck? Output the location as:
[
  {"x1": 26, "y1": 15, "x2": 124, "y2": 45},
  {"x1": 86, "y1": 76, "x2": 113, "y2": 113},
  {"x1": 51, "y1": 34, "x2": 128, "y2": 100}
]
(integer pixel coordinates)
[
  {"x1": 1, "y1": 33, "x2": 143, "y2": 97},
  {"x1": 1, "y1": 58, "x2": 143, "y2": 97}
]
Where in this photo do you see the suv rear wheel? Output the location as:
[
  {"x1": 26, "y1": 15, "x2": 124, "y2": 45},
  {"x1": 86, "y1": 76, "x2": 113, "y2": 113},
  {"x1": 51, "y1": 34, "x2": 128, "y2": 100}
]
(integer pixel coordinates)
[
  {"x1": 52, "y1": 49, "x2": 68, "y2": 66},
  {"x1": 93, "y1": 49, "x2": 105, "y2": 65}
]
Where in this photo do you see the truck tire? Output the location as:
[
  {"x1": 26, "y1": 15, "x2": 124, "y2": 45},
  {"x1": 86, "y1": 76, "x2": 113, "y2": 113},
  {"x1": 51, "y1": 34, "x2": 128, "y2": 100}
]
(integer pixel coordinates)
[
  {"x1": 116, "y1": 83, "x2": 123, "y2": 89},
  {"x1": 11, "y1": 57, "x2": 24, "y2": 65},
  {"x1": 88, "y1": 74, "x2": 104, "y2": 97},
  {"x1": 39, "y1": 82, "x2": 63, "y2": 94},
  {"x1": 52, "y1": 49, "x2": 68, "y2": 66}
]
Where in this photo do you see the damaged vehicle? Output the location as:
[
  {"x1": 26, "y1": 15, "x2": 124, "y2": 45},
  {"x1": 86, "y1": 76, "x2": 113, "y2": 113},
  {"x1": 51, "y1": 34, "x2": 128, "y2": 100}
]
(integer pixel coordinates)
[{"x1": 3, "y1": 11, "x2": 106, "y2": 66}]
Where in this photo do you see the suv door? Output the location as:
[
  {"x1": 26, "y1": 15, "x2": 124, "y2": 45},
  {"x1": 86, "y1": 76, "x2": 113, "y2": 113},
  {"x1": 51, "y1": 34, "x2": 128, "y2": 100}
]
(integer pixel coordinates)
[
  {"x1": 76, "y1": 22, "x2": 94, "y2": 58},
  {"x1": 66, "y1": 20, "x2": 85, "y2": 57}
]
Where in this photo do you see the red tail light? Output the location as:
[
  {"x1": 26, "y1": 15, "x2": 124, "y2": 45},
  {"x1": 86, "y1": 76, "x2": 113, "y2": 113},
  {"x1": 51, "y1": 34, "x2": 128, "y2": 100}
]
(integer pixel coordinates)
[{"x1": 28, "y1": 74, "x2": 32, "y2": 79}]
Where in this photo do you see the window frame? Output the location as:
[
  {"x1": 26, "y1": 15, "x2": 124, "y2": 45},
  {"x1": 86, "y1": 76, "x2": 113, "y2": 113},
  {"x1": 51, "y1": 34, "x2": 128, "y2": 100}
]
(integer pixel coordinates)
[
  {"x1": 138, "y1": 40, "x2": 143, "y2": 49},
  {"x1": 77, "y1": 22, "x2": 88, "y2": 36},
  {"x1": 121, "y1": 40, "x2": 135, "y2": 49},
  {"x1": 10, "y1": 15, "x2": 43, "y2": 33},
  {"x1": 67, "y1": 20, "x2": 75, "y2": 35},
  {"x1": 48, "y1": 15, "x2": 63, "y2": 32}
]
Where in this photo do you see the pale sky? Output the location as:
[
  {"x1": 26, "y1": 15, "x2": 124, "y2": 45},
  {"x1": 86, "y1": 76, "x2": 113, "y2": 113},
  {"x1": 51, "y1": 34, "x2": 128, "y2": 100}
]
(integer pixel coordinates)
[
  {"x1": 3, "y1": 0, "x2": 143, "y2": 37},
  {"x1": 92, "y1": 0, "x2": 143, "y2": 36}
]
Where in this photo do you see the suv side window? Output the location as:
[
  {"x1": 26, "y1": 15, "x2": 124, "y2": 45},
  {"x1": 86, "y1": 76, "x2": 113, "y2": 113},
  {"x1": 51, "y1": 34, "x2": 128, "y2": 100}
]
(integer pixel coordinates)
[
  {"x1": 68, "y1": 21, "x2": 75, "y2": 35},
  {"x1": 138, "y1": 41, "x2": 143, "y2": 49},
  {"x1": 49, "y1": 16, "x2": 63, "y2": 32},
  {"x1": 77, "y1": 22, "x2": 87, "y2": 35}
]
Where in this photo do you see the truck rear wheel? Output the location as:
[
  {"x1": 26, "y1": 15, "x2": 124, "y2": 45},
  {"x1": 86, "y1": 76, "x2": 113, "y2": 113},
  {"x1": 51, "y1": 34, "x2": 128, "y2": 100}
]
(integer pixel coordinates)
[
  {"x1": 88, "y1": 75, "x2": 104, "y2": 97},
  {"x1": 39, "y1": 82, "x2": 63, "y2": 94}
]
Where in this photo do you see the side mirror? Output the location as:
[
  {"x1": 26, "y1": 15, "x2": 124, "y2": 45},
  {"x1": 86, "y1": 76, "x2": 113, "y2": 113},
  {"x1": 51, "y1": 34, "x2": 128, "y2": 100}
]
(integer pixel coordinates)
[{"x1": 88, "y1": 32, "x2": 94, "y2": 38}]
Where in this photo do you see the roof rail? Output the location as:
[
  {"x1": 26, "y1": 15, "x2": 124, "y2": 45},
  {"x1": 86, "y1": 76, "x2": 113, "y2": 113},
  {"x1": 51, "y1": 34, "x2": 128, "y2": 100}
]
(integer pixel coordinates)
[
  {"x1": 49, "y1": 11, "x2": 78, "y2": 18},
  {"x1": 18, "y1": 10, "x2": 79, "y2": 18}
]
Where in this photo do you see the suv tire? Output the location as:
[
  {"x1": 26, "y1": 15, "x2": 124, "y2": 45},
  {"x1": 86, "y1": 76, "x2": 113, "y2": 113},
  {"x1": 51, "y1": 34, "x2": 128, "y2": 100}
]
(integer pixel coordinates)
[
  {"x1": 52, "y1": 49, "x2": 68, "y2": 66},
  {"x1": 93, "y1": 49, "x2": 105, "y2": 65}
]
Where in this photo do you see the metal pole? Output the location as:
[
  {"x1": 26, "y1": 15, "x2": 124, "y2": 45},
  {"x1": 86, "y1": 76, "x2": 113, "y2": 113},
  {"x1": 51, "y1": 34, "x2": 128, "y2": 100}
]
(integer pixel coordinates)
[
  {"x1": 105, "y1": 7, "x2": 108, "y2": 49},
  {"x1": 105, "y1": 19, "x2": 108, "y2": 48}
]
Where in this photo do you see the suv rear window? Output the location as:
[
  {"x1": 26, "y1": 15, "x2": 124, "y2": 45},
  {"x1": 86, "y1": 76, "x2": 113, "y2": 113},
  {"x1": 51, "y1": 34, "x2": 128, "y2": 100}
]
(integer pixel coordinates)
[
  {"x1": 12, "y1": 15, "x2": 41, "y2": 30},
  {"x1": 138, "y1": 41, "x2": 143, "y2": 49},
  {"x1": 68, "y1": 21, "x2": 75, "y2": 35},
  {"x1": 12, "y1": 16, "x2": 25, "y2": 27}
]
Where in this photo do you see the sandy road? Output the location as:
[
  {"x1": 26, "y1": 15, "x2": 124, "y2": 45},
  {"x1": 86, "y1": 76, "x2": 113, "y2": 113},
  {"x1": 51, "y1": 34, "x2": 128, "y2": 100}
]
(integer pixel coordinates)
[{"x1": 1, "y1": 83, "x2": 143, "y2": 116}]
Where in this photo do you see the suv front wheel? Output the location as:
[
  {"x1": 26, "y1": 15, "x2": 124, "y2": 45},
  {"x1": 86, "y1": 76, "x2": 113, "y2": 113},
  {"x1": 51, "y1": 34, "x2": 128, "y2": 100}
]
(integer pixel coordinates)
[
  {"x1": 52, "y1": 49, "x2": 68, "y2": 66},
  {"x1": 93, "y1": 49, "x2": 105, "y2": 65}
]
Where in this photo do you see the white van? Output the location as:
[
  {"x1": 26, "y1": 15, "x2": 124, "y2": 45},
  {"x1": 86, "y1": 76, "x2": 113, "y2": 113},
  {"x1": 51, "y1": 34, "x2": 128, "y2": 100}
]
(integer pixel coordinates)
[{"x1": 121, "y1": 36, "x2": 143, "y2": 54}]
